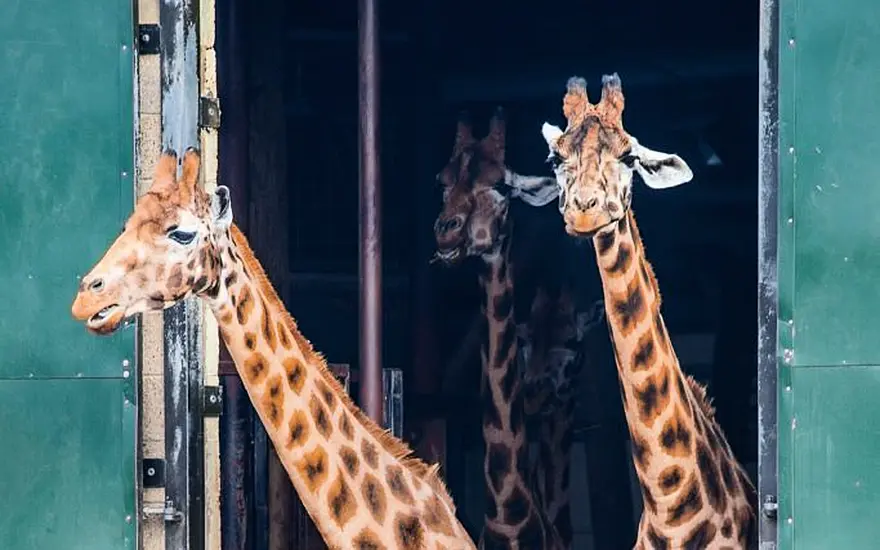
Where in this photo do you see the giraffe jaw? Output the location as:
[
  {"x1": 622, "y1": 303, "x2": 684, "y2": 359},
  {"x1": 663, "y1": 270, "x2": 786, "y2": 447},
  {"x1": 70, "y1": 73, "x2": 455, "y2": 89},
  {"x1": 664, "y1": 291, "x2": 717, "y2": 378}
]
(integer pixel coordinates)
[{"x1": 86, "y1": 304, "x2": 127, "y2": 335}]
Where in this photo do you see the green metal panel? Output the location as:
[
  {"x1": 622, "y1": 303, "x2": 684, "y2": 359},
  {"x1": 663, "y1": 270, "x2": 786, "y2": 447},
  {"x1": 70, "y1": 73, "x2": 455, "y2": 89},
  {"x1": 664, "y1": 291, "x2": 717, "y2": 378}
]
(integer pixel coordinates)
[
  {"x1": 0, "y1": 0, "x2": 136, "y2": 549},
  {"x1": 0, "y1": 380, "x2": 136, "y2": 549},
  {"x1": 781, "y1": 0, "x2": 880, "y2": 368},
  {"x1": 788, "y1": 367, "x2": 880, "y2": 548},
  {"x1": 778, "y1": 0, "x2": 880, "y2": 547}
]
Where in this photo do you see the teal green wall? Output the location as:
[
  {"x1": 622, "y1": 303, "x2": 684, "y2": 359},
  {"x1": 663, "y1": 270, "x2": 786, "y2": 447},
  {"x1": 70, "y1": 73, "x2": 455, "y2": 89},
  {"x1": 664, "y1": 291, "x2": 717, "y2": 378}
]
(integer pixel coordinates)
[
  {"x1": 0, "y1": 0, "x2": 137, "y2": 548},
  {"x1": 778, "y1": 0, "x2": 880, "y2": 547}
]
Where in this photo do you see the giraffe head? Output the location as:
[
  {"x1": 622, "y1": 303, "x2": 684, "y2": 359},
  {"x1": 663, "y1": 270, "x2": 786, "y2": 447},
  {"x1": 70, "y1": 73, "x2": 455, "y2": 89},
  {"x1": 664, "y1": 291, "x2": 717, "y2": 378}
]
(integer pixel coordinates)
[
  {"x1": 433, "y1": 108, "x2": 558, "y2": 265},
  {"x1": 71, "y1": 148, "x2": 232, "y2": 335},
  {"x1": 541, "y1": 74, "x2": 694, "y2": 237},
  {"x1": 518, "y1": 291, "x2": 605, "y2": 415}
]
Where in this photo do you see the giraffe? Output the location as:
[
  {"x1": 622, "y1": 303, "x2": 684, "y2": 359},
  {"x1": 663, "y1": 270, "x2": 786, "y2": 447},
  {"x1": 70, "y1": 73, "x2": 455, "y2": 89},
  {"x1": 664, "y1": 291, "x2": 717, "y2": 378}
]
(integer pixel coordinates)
[
  {"x1": 432, "y1": 108, "x2": 564, "y2": 550},
  {"x1": 539, "y1": 74, "x2": 757, "y2": 549},
  {"x1": 70, "y1": 148, "x2": 478, "y2": 550},
  {"x1": 517, "y1": 290, "x2": 605, "y2": 547}
]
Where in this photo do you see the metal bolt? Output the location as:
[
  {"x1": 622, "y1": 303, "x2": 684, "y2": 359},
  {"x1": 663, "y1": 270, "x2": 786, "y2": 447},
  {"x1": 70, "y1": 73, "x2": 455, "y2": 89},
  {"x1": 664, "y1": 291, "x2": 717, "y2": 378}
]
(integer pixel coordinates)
[
  {"x1": 123, "y1": 370, "x2": 130, "y2": 379},
  {"x1": 122, "y1": 359, "x2": 130, "y2": 368},
  {"x1": 787, "y1": 517, "x2": 793, "y2": 524},
  {"x1": 788, "y1": 146, "x2": 795, "y2": 154},
  {"x1": 122, "y1": 44, "x2": 128, "y2": 51},
  {"x1": 783, "y1": 348, "x2": 793, "y2": 363},
  {"x1": 787, "y1": 319, "x2": 793, "y2": 326},
  {"x1": 147, "y1": 467, "x2": 156, "y2": 476},
  {"x1": 787, "y1": 217, "x2": 793, "y2": 225},
  {"x1": 121, "y1": 171, "x2": 128, "y2": 177},
  {"x1": 209, "y1": 394, "x2": 218, "y2": 404},
  {"x1": 125, "y1": 515, "x2": 132, "y2": 524},
  {"x1": 788, "y1": 38, "x2": 795, "y2": 47},
  {"x1": 142, "y1": 33, "x2": 150, "y2": 43},
  {"x1": 785, "y1": 385, "x2": 791, "y2": 392}
]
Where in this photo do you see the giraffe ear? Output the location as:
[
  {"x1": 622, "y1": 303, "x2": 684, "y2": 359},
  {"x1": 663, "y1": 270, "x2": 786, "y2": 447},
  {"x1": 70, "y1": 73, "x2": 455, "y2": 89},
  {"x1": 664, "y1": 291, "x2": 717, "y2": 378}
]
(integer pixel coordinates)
[
  {"x1": 502, "y1": 170, "x2": 559, "y2": 207},
  {"x1": 154, "y1": 149, "x2": 179, "y2": 184},
  {"x1": 629, "y1": 137, "x2": 694, "y2": 190},
  {"x1": 179, "y1": 147, "x2": 201, "y2": 202},
  {"x1": 541, "y1": 123, "x2": 563, "y2": 149},
  {"x1": 211, "y1": 185, "x2": 233, "y2": 229}
]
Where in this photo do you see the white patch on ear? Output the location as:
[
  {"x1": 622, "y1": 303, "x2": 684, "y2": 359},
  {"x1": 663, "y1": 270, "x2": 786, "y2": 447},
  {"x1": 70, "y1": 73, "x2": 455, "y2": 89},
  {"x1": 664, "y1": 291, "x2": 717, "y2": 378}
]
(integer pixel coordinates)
[
  {"x1": 503, "y1": 170, "x2": 559, "y2": 207},
  {"x1": 211, "y1": 185, "x2": 234, "y2": 229},
  {"x1": 541, "y1": 122, "x2": 563, "y2": 148},
  {"x1": 630, "y1": 137, "x2": 694, "y2": 190}
]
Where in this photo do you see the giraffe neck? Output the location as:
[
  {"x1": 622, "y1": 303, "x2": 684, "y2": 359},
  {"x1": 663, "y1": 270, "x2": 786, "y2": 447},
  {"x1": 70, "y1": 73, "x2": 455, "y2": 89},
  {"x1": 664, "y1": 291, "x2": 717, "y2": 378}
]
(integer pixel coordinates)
[
  {"x1": 205, "y1": 224, "x2": 475, "y2": 550},
  {"x1": 591, "y1": 211, "x2": 755, "y2": 546},
  {"x1": 531, "y1": 384, "x2": 577, "y2": 547},
  {"x1": 477, "y1": 236, "x2": 556, "y2": 548}
]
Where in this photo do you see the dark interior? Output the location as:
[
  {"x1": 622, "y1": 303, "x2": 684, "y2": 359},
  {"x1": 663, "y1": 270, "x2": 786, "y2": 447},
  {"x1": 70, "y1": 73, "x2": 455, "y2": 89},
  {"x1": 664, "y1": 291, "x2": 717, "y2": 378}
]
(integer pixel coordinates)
[{"x1": 216, "y1": 0, "x2": 757, "y2": 546}]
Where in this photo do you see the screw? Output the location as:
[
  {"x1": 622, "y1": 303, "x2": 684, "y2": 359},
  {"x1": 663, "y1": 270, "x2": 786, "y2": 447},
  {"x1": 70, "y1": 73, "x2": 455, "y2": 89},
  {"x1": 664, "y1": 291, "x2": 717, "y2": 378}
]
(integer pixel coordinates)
[
  {"x1": 785, "y1": 385, "x2": 791, "y2": 392},
  {"x1": 787, "y1": 217, "x2": 793, "y2": 225},
  {"x1": 123, "y1": 370, "x2": 130, "y2": 379},
  {"x1": 783, "y1": 348, "x2": 794, "y2": 363},
  {"x1": 788, "y1": 146, "x2": 795, "y2": 154},
  {"x1": 788, "y1": 38, "x2": 795, "y2": 47},
  {"x1": 209, "y1": 394, "x2": 217, "y2": 404},
  {"x1": 122, "y1": 359, "x2": 130, "y2": 367},
  {"x1": 147, "y1": 467, "x2": 156, "y2": 476}
]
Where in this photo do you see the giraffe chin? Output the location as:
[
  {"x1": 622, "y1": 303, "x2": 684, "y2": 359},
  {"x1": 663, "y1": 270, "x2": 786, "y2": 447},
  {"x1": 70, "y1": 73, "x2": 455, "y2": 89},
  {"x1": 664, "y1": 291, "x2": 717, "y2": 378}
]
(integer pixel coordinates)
[{"x1": 85, "y1": 305, "x2": 127, "y2": 336}]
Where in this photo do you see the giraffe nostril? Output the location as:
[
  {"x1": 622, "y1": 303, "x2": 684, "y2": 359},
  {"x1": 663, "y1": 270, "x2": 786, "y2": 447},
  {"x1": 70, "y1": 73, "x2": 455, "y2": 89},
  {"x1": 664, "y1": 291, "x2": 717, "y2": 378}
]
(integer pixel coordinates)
[{"x1": 89, "y1": 278, "x2": 105, "y2": 293}]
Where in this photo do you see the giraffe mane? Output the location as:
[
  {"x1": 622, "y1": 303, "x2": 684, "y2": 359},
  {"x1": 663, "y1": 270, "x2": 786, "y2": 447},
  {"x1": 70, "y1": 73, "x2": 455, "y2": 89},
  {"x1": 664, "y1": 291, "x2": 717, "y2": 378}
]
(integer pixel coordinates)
[{"x1": 228, "y1": 225, "x2": 456, "y2": 509}]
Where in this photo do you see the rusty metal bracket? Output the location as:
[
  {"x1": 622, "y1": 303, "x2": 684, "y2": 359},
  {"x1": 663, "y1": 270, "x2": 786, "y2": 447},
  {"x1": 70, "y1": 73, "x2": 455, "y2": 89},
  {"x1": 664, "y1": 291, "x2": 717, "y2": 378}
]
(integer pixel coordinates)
[
  {"x1": 203, "y1": 385, "x2": 223, "y2": 416},
  {"x1": 138, "y1": 24, "x2": 160, "y2": 55},
  {"x1": 143, "y1": 458, "x2": 166, "y2": 488},
  {"x1": 199, "y1": 97, "x2": 221, "y2": 129}
]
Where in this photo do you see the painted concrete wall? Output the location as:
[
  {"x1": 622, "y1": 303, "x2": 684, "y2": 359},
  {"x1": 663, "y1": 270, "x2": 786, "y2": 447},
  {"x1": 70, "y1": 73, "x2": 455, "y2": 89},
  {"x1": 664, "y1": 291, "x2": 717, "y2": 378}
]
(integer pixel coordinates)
[{"x1": 137, "y1": 0, "x2": 221, "y2": 547}]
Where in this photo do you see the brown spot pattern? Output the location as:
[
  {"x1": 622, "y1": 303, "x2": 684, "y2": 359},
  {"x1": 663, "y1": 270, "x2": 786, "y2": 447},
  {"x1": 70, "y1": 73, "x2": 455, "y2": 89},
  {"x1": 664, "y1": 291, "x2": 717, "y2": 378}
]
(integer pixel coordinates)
[
  {"x1": 315, "y1": 379, "x2": 336, "y2": 412},
  {"x1": 386, "y1": 465, "x2": 415, "y2": 505},
  {"x1": 339, "y1": 413, "x2": 355, "y2": 440},
  {"x1": 277, "y1": 321, "x2": 291, "y2": 349},
  {"x1": 295, "y1": 446, "x2": 328, "y2": 493},
  {"x1": 259, "y1": 375, "x2": 284, "y2": 430},
  {"x1": 243, "y1": 353, "x2": 269, "y2": 385},
  {"x1": 339, "y1": 445, "x2": 360, "y2": 477},
  {"x1": 394, "y1": 513, "x2": 424, "y2": 550},
  {"x1": 424, "y1": 495, "x2": 455, "y2": 536},
  {"x1": 260, "y1": 298, "x2": 277, "y2": 351},
  {"x1": 362, "y1": 440, "x2": 379, "y2": 469},
  {"x1": 327, "y1": 470, "x2": 357, "y2": 529},
  {"x1": 310, "y1": 395, "x2": 332, "y2": 439},
  {"x1": 666, "y1": 473, "x2": 702, "y2": 527},
  {"x1": 658, "y1": 464, "x2": 685, "y2": 496},
  {"x1": 353, "y1": 529, "x2": 387, "y2": 550},
  {"x1": 286, "y1": 410, "x2": 310, "y2": 449},
  {"x1": 236, "y1": 285, "x2": 254, "y2": 324},
  {"x1": 283, "y1": 357, "x2": 305, "y2": 395},
  {"x1": 361, "y1": 472, "x2": 387, "y2": 524},
  {"x1": 244, "y1": 331, "x2": 257, "y2": 350},
  {"x1": 659, "y1": 406, "x2": 692, "y2": 457}
]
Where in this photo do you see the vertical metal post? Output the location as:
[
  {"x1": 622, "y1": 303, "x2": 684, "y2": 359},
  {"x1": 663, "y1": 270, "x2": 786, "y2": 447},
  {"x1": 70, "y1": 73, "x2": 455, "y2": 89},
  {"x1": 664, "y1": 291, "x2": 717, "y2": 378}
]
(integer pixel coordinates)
[
  {"x1": 216, "y1": 0, "x2": 255, "y2": 546},
  {"x1": 758, "y1": 0, "x2": 780, "y2": 544},
  {"x1": 358, "y1": 0, "x2": 384, "y2": 422},
  {"x1": 159, "y1": 0, "x2": 203, "y2": 549}
]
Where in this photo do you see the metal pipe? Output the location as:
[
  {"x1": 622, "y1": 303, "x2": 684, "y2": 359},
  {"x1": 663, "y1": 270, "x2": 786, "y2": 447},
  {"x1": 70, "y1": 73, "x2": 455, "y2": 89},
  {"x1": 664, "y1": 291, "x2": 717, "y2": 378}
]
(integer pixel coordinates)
[
  {"x1": 358, "y1": 0, "x2": 384, "y2": 422},
  {"x1": 216, "y1": 0, "x2": 254, "y2": 546}
]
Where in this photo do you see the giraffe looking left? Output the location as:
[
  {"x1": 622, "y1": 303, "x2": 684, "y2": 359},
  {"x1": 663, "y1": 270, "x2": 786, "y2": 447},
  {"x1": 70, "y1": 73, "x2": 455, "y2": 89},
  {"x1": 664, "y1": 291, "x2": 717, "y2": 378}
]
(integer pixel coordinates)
[{"x1": 70, "y1": 149, "x2": 478, "y2": 550}]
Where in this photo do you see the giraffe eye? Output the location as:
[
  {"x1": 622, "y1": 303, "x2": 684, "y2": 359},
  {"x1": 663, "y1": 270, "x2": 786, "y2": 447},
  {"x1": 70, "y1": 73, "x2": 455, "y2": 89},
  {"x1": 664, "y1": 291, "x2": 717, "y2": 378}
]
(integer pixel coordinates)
[
  {"x1": 620, "y1": 154, "x2": 638, "y2": 168},
  {"x1": 546, "y1": 152, "x2": 563, "y2": 169},
  {"x1": 168, "y1": 229, "x2": 197, "y2": 245}
]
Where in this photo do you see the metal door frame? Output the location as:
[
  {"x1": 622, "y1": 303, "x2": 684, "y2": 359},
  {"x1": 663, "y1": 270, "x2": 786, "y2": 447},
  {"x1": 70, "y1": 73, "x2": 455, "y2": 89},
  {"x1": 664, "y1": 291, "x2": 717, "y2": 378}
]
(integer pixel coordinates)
[{"x1": 758, "y1": 0, "x2": 780, "y2": 546}]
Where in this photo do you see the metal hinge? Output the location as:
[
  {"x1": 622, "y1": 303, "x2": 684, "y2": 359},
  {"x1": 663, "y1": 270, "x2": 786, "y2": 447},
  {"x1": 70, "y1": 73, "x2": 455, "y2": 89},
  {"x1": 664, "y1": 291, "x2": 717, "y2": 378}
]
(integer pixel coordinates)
[
  {"x1": 142, "y1": 458, "x2": 166, "y2": 488},
  {"x1": 203, "y1": 385, "x2": 223, "y2": 416},
  {"x1": 199, "y1": 97, "x2": 221, "y2": 129},
  {"x1": 762, "y1": 494, "x2": 778, "y2": 520},
  {"x1": 143, "y1": 497, "x2": 183, "y2": 523},
  {"x1": 138, "y1": 24, "x2": 160, "y2": 55}
]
